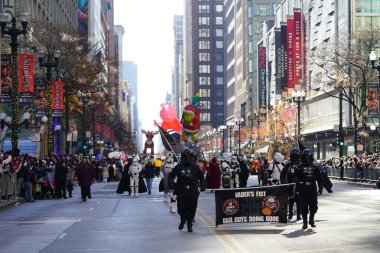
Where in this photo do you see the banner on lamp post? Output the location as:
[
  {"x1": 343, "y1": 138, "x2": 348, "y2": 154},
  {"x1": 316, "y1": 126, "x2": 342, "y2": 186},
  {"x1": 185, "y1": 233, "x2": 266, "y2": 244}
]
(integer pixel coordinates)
[
  {"x1": 0, "y1": 54, "x2": 12, "y2": 100},
  {"x1": 280, "y1": 23, "x2": 287, "y2": 97},
  {"x1": 258, "y1": 44, "x2": 266, "y2": 107},
  {"x1": 293, "y1": 10, "x2": 302, "y2": 87},
  {"x1": 286, "y1": 16, "x2": 295, "y2": 90},
  {"x1": 367, "y1": 82, "x2": 379, "y2": 118},
  {"x1": 52, "y1": 81, "x2": 64, "y2": 110},
  {"x1": 18, "y1": 54, "x2": 35, "y2": 93}
]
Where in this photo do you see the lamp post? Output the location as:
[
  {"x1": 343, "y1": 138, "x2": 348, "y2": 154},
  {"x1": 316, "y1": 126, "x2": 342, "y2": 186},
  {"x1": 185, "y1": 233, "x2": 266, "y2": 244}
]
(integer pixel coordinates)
[
  {"x1": 370, "y1": 50, "x2": 380, "y2": 155},
  {"x1": 236, "y1": 118, "x2": 244, "y2": 155},
  {"x1": 39, "y1": 50, "x2": 61, "y2": 156},
  {"x1": 227, "y1": 121, "x2": 235, "y2": 153},
  {"x1": 291, "y1": 90, "x2": 306, "y2": 139},
  {"x1": 0, "y1": 10, "x2": 29, "y2": 154},
  {"x1": 77, "y1": 91, "x2": 92, "y2": 155},
  {"x1": 219, "y1": 125, "x2": 227, "y2": 153}
]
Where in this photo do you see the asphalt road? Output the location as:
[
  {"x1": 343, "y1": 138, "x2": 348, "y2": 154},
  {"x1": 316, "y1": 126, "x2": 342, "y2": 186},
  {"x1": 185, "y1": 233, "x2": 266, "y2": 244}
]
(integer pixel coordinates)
[{"x1": 0, "y1": 177, "x2": 379, "y2": 253}]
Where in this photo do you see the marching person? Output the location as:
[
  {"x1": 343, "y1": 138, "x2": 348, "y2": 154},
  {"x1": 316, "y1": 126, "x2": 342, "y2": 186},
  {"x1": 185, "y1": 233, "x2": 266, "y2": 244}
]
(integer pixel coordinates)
[
  {"x1": 230, "y1": 155, "x2": 241, "y2": 188},
  {"x1": 204, "y1": 157, "x2": 221, "y2": 190},
  {"x1": 268, "y1": 152, "x2": 285, "y2": 185},
  {"x1": 54, "y1": 158, "x2": 68, "y2": 199},
  {"x1": 238, "y1": 156, "x2": 250, "y2": 188},
  {"x1": 160, "y1": 153, "x2": 178, "y2": 213},
  {"x1": 169, "y1": 149, "x2": 204, "y2": 232},
  {"x1": 297, "y1": 149, "x2": 323, "y2": 229},
  {"x1": 143, "y1": 155, "x2": 156, "y2": 194},
  {"x1": 76, "y1": 157, "x2": 95, "y2": 202},
  {"x1": 281, "y1": 148, "x2": 302, "y2": 220},
  {"x1": 129, "y1": 156, "x2": 142, "y2": 197}
]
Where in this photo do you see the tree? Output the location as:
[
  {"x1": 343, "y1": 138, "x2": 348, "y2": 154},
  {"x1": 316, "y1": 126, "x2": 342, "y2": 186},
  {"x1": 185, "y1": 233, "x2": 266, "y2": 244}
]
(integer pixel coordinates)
[{"x1": 310, "y1": 25, "x2": 380, "y2": 154}]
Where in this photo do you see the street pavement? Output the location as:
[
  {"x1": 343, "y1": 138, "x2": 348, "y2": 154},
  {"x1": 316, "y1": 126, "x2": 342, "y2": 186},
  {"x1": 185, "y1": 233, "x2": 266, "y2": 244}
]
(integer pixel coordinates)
[{"x1": 0, "y1": 176, "x2": 379, "y2": 253}]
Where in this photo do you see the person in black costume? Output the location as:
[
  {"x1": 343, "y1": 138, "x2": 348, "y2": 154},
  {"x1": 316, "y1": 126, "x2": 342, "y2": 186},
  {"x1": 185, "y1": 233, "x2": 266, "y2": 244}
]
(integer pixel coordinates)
[
  {"x1": 296, "y1": 149, "x2": 323, "y2": 229},
  {"x1": 238, "y1": 156, "x2": 250, "y2": 188},
  {"x1": 281, "y1": 148, "x2": 302, "y2": 221},
  {"x1": 169, "y1": 149, "x2": 204, "y2": 232},
  {"x1": 116, "y1": 159, "x2": 132, "y2": 195}
]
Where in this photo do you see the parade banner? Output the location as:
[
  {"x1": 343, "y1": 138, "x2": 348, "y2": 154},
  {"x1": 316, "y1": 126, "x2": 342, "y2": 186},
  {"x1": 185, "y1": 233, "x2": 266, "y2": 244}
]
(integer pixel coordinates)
[
  {"x1": 52, "y1": 81, "x2": 64, "y2": 110},
  {"x1": 293, "y1": 10, "x2": 302, "y2": 87},
  {"x1": 280, "y1": 23, "x2": 287, "y2": 94},
  {"x1": 275, "y1": 28, "x2": 282, "y2": 99},
  {"x1": 215, "y1": 184, "x2": 290, "y2": 226},
  {"x1": 258, "y1": 45, "x2": 266, "y2": 107},
  {"x1": 0, "y1": 54, "x2": 12, "y2": 98},
  {"x1": 18, "y1": 54, "x2": 34, "y2": 93},
  {"x1": 367, "y1": 83, "x2": 379, "y2": 118},
  {"x1": 286, "y1": 17, "x2": 294, "y2": 89}
]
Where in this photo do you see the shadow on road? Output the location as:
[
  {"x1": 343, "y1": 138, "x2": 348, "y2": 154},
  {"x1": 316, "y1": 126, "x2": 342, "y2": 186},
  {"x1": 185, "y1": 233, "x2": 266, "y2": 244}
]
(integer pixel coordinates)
[
  {"x1": 222, "y1": 229, "x2": 285, "y2": 235},
  {"x1": 284, "y1": 229, "x2": 316, "y2": 238}
]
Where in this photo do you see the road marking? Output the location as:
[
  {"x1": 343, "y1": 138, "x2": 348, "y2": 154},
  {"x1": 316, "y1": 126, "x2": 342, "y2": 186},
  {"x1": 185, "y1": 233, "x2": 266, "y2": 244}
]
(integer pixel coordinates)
[
  {"x1": 58, "y1": 233, "x2": 66, "y2": 239},
  {"x1": 288, "y1": 243, "x2": 380, "y2": 253},
  {"x1": 89, "y1": 208, "x2": 94, "y2": 211},
  {"x1": 198, "y1": 208, "x2": 250, "y2": 253}
]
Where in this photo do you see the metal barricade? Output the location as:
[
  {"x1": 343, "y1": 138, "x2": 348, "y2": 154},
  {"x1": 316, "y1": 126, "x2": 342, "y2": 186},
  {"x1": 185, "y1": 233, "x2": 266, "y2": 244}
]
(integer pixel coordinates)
[
  {"x1": 0, "y1": 172, "x2": 22, "y2": 202},
  {"x1": 327, "y1": 165, "x2": 380, "y2": 183}
]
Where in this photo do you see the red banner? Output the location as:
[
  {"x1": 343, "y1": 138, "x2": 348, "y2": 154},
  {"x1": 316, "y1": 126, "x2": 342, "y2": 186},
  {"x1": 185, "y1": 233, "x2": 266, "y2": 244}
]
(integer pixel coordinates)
[
  {"x1": 51, "y1": 81, "x2": 64, "y2": 110},
  {"x1": 18, "y1": 54, "x2": 34, "y2": 93},
  {"x1": 293, "y1": 10, "x2": 302, "y2": 86},
  {"x1": 286, "y1": 17, "x2": 294, "y2": 89}
]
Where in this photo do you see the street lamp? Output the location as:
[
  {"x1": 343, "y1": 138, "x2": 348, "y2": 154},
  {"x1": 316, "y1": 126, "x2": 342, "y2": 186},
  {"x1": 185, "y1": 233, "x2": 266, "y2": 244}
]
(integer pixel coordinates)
[
  {"x1": 291, "y1": 90, "x2": 306, "y2": 139},
  {"x1": 0, "y1": 10, "x2": 29, "y2": 154},
  {"x1": 39, "y1": 50, "x2": 61, "y2": 156},
  {"x1": 0, "y1": 112, "x2": 30, "y2": 148},
  {"x1": 218, "y1": 125, "x2": 227, "y2": 153},
  {"x1": 77, "y1": 90, "x2": 92, "y2": 155},
  {"x1": 236, "y1": 118, "x2": 244, "y2": 155},
  {"x1": 227, "y1": 121, "x2": 235, "y2": 153}
]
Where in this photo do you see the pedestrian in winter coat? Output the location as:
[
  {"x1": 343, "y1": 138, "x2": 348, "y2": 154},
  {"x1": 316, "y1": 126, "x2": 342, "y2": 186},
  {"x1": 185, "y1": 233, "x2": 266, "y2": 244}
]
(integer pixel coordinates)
[
  {"x1": 205, "y1": 157, "x2": 221, "y2": 190},
  {"x1": 102, "y1": 164, "x2": 109, "y2": 183},
  {"x1": 143, "y1": 156, "x2": 156, "y2": 194},
  {"x1": 55, "y1": 159, "x2": 68, "y2": 199},
  {"x1": 76, "y1": 157, "x2": 95, "y2": 201}
]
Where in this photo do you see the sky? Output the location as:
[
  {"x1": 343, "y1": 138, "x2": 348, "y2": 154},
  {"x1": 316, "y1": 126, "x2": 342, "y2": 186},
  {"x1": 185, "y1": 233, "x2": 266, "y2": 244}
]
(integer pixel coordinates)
[{"x1": 114, "y1": 0, "x2": 184, "y2": 131}]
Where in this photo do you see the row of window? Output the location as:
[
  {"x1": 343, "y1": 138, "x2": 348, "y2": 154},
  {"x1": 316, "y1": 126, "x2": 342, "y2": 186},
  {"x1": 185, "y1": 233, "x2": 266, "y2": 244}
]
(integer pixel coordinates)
[
  {"x1": 200, "y1": 76, "x2": 224, "y2": 86},
  {"x1": 199, "y1": 52, "x2": 223, "y2": 62},
  {"x1": 200, "y1": 113, "x2": 225, "y2": 122},
  {"x1": 199, "y1": 64, "x2": 224, "y2": 73},
  {"x1": 199, "y1": 4, "x2": 223, "y2": 14},
  {"x1": 199, "y1": 16, "x2": 223, "y2": 25},
  {"x1": 199, "y1": 40, "x2": 223, "y2": 49},
  {"x1": 199, "y1": 28, "x2": 224, "y2": 37},
  {"x1": 199, "y1": 89, "x2": 224, "y2": 98}
]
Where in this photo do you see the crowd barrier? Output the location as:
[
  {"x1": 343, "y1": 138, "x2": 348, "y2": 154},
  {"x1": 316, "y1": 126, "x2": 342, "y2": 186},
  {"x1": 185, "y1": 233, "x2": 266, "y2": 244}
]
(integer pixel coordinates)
[
  {"x1": 0, "y1": 172, "x2": 23, "y2": 202},
  {"x1": 327, "y1": 165, "x2": 380, "y2": 182}
]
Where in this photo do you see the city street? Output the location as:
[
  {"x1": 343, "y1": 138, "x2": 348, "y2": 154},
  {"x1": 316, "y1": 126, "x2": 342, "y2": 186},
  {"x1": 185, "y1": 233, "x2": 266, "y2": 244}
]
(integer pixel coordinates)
[{"x1": 0, "y1": 177, "x2": 379, "y2": 253}]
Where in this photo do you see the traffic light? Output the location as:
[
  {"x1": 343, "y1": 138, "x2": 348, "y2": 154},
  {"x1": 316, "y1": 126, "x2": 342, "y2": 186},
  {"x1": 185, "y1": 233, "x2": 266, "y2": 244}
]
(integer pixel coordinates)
[
  {"x1": 83, "y1": 145, "x2": 87, "y2": 150},
  {"x1": 338, "y1": 133, "x2": 344, "y2": 147}
]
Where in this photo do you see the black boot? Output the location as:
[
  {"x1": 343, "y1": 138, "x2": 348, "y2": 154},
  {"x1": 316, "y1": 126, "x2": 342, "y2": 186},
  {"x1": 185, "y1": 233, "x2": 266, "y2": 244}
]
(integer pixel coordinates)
[
  {"x1": 288, "y1": 203, "x2": 294, "y2": 220},
  {"x1": 296, "y1": 213, "x2": 302, "y2": 221},
  {"x1": 302, "y1": 214, "x2": 308, "y2": 229},
  {"x1": 178, "y1": 218, "x2": 186, "y2": 230},
  {"x1": 187, "y1": 222, "x2": 193, "y2": 232},
  {"x1": 309, "y1": 212, "x2": 316, "y2": 227}
]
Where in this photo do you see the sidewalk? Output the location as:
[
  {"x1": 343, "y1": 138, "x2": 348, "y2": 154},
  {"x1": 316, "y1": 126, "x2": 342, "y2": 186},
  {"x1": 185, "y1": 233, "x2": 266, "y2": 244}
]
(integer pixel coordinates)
[
  {"x1": 0, "y1": 197, "x2": 25, "y2": 211},
  {"x1": 329, "y1": 177, "x2": 377, "y2": 189}
]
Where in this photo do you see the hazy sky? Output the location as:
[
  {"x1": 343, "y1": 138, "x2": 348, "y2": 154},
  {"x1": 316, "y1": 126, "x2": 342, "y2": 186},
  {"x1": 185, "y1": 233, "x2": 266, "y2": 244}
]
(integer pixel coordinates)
[{"x1": 114, "y1": 0, "x2": 184, "y2": 131}]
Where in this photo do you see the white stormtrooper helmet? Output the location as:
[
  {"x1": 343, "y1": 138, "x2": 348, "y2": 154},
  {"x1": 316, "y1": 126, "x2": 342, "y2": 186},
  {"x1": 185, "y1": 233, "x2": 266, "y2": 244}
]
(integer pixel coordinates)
[
  {"x1": 273, "y1": 152, "x2": 285, "y2": 163},
  {"x1": 231, "y1": 156, "x2": 238, "y2": 164},
  {"x1": 221, "y1": 160, "x2": 230, "y2": 170},
  {"x1": 132, "y1": 156, "x2": 140, "y2": 163},
  {"x1": 166, "y1": 153, "x2": 174, "y2": 163}
]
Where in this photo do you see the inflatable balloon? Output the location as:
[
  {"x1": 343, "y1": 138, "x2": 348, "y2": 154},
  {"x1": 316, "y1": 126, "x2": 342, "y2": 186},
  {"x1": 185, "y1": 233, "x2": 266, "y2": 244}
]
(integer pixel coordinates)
[
  {"x1": 159, "y1": 102, "x2": 182, "y2": 133},
  {"x1": 142, "y1": 129, "x2": 159, "y2": 156},
  {"x1": 181, "y1": 93, "x2": 201, "y2": 143}
]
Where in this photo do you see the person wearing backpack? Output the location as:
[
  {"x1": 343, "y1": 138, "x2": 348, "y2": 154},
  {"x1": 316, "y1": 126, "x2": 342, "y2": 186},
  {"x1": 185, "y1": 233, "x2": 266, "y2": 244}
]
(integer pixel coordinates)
[{"x1": 268, "y1": 152, "x2": 285, "y2": 185}]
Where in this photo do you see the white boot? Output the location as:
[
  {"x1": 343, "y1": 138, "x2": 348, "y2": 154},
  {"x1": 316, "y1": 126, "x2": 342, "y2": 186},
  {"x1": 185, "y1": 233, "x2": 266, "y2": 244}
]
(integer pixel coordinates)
[
  {"x1": 164, "y1": 193, "x2": 169, "y2": 203},
  {"x1": 170, "y1": 201, "x2": 177, "y2": 213},
  {"x1": 130, "y1": 187, "x2": 135, "y2": 197},
  {"x1": 135, "y1": 187, "x2": 139, "y2": 197}
]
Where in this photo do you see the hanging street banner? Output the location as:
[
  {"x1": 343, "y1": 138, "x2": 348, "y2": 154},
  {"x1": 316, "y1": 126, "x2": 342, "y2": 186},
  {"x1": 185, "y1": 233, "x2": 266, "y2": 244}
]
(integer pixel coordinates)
[
  {"x1": 215, "y1": 184, "x2": 291, "y2": 226},
  {"x1": 52, "y1": 81, "x2": 64, "y2": 110},
  {"x1": 18, "y1": 54, "x2": 35, "y2": 93},
  {"x1": 275, "y1": 28, "x2": 282, "y2": 99},
  {"x1": 0, "y1": 54, "x2": 12, "y2": 100},
  {"x1": 367, "y1": 82, "x2": 379, "y2": 118},
  {"x1": 286, "y1": 16, "x2": 294, "y2": 90},
  {"x1": 258, "y1": 44, "x2": 267, "y2": 107},
  {"x1": 293, "y1": 10, "x2": 302, "y2": 87},
  {"x1": 280, "y1": 22, "x2": 287, "y2": 96}
]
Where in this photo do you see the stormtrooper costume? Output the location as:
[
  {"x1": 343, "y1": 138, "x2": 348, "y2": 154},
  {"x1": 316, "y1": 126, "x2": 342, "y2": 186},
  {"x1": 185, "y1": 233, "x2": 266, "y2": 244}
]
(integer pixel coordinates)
[
  {"x1": 221, "y1": 160, "x2": 232, "y2": 189},
  {"x1": 229, "y1": 156, "x2": 241, "y2": 188},
  {"x1": 160, "y1": 153, "x2": 177, "y2": 213},
  {"x1": 268, "y1": 152, "x2": 285, "y2": 185},
  {"x1": 129, "y1": 156, "x2": 142, "y2": 197}
]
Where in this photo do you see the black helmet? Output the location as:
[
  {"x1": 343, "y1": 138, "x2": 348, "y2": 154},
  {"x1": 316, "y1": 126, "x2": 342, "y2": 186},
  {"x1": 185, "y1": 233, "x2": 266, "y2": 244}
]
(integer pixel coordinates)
[
  {"x1": 301, "y1": 149, "x2": 313, "y2": 164},
  {"x1": 181, "y1": 148, "x2": 196, "y2": 163},
  {"x1": 289, "y1": 148, "x2": 300, "y2": 161}
]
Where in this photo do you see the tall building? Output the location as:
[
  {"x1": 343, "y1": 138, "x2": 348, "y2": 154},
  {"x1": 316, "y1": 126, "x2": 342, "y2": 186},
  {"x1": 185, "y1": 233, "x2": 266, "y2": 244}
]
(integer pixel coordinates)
[
  {"x1": 114, "y1": 25, "x2": 125, "y2": 122},
  {"x1": 173, "y1": 15, "x2": 184, "y2": 117},
  {"x1": 184, "y1": 0, "x2": 225, "y2": 131}
]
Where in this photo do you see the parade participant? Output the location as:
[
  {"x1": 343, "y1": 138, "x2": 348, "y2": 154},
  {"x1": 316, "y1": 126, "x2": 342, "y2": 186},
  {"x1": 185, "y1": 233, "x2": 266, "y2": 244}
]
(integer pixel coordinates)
[
  {"x1": 268, "y1": 152, "x2": 285, "y2": 185},
  {"x1": 76, "y1": 157, "x2": 95, "y2": 202},
  {"x1": 116, "y1": 158, "x2": 132, "y2": 195},
  {"x1": 169, "y1": 149, "x2": 204, "y2": 232},
  {"x1": 220, "y1": 159, "x2": 232, "y2": 189},
  {"x1": 160, "y1": 153, "x2": 177, "y2": 211},
  {"x1": 297, "y1": 149, "x2": 323, "y2": 229},
  {"x1": 129, "y1": 156, "x2": 142, "y2": 197},
  {"x1": 54, "y1": 158, "x2": 68, "y2": 199},
  {"x1": 204, "y1": 157, "x2": 221, "y2": 190},
  {"x1": 230, "y1": 155, "x2": 241, "y2": 188},
  {"x1": 143, "y1": 155, "x2": 156, "y2": 194},
  {"x1": 281, "y1": 148, "x2": 302, "y2": 220},
  {"x1": 238, "y1": 156, "x2": 250, "y2": 188}
]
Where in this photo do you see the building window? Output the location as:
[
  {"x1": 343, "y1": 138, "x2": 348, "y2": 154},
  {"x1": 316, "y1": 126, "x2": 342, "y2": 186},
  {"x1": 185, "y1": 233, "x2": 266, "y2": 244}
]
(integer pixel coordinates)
[
  {"x1": 272, "y1": 4, "x2": 278, "y2": 15},
  {"x1": 199, "y1": 65, "x2": 210, "y2": 73},
  {"x1": 199, "y1": 16, "x2": 210, "y2": 25},
  {"x1": 215, "y1": 4, "x2": 223, "y2": 13},
  {"x1": 215, "y1": 16, "x2": 223, "y2": 25},
  {"x1": 199, "y1": 28, "x2": 210, "y2": 37},
  {"x1": 214, "y1": 52, "x2": 223, "y2": 61},
  {"x1": 248, "y1": 59, "x2": 253, "y2": 72},
  {"x1": 201, "y1": 113, "x2": 211, "y2": 121},
  {"x1": 247, "y1": 6, "x2": 252, "y2": 18},
  {"x1": 216, "y1": 41, "x2": 223, "y2": 49},
  {"x1": 257, "y1": 5, "x2": 270, "y2": 16},
  {"x1": 199, "y1": 40, "x2": 210, "y2": 49},
  {"x1": 199, "y1": 52, "x2": 210, "y2": 61},
  {"x1": 215, "y1": 64, "x2": 223, "y2": 72},
  {"x1": 216, "y1": 101, "x2": 224, "y2": 106},
  {"x1": 199, "y1": 76, "x2": 210, "y2": 85},
  {"x1": 202, "y1": 100, "x2": 211, "y2": 109},
  {"x1": 248, "y1": 24, "x2": 252, "y2": 36},
  {"x1": 199, "y1": 5, "x2": 210, "y2": 14},
  {"x1": 216, "y1": 89, "x2": 223, "y2": 97},
  {"x1": 216, "y1": 76, "x2": 224, "y2": 85},
  {"x1": 200, "y1": 88, "x2": 210, "y2": 97},
  {"x1": 215, "y1": 28, "x2": 223, "y2": 37},
  {"x1": 248, "y1": 41, "x2": 253, "y2": 54}
]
